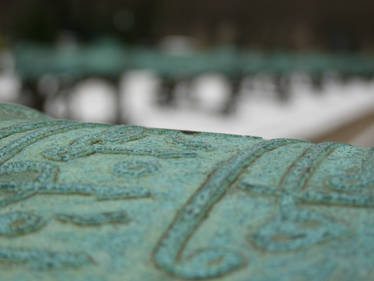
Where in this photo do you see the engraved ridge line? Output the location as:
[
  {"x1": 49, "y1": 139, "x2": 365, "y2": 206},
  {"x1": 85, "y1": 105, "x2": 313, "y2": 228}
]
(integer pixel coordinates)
[
  {"x1": 241, "y1": 142, "x2": 350, "y2": 252},
  {"x1": 0, "y1": 122, "x2": 108, "y2": 165},
  {"x1": 153, "y1": 138, "x2": 299, "y2": 279}
]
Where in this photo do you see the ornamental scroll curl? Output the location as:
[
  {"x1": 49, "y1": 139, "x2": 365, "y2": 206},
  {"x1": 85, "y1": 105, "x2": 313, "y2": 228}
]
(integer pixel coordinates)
[
  {"x1": 152, "y1": 138, "x2": 301, "y2": 279},
  {"x1": 0, "y1": 122, "x2": 203, "y2": 269},
  {"x1": 153, "y1": 141, "x2": 374, "y2": 279},
  {"x1": 241, "y1": 143, "x2": 374, "y2": 254},
  {"x1": 0, "y1": 120, "x2": 373, "y2": 278}
]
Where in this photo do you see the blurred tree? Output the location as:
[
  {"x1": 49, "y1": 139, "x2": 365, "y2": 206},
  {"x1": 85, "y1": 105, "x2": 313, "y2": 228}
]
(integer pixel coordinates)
[{"x1": 0, "y1": 0, "x2": 373, "y2": 51}]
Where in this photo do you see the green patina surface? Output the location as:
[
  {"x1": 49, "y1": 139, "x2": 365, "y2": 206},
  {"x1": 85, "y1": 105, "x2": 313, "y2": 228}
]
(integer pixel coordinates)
[
  {"x1": 0, "y1": 103, "x2": 373, "y2": 281},
  {"x1": 14, "y1": 41, "x2": 374, "y2": 80}
]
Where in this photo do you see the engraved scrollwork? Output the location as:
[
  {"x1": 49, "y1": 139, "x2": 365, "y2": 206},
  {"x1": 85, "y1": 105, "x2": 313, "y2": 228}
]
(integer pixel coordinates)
[
  {"x1": 0, "y1": 247, "x2": 93, "y2": 269},
  {"x1": 0, "y1": 121, "x2": 108, "y2": 165},
  {"x1": 249, "y1": 195, "x2": 348, "y2": 251},
  {"x1": 42, "y1": 125, "x2": 198, "y2": 161},
  {"x1": 0, "y1": 120, "x2": 66, "y2": 140},
  {"x1": 0, "y1": 161, "x2": 151, "y2": 207},
  {"x1": 113, "y1": 160, "x2": 159, "y2": 177},
  {"x1": 0, "y1": 121, "x2": 173, "y2": 270},
  {"x1": 0, "y1": 211, "x2": 46, "y2": 237},
  {"x1": 327, "y1": 148, "x2": 374, "y2": 192},
  {"x1": 241, "y1": 142, "x2": 351, "y2": 253},
  {"x1": 165, "y1": 132, "x2": 215, "y2": 152},
  {"x1": 0, "y1": 159, "x2": 146, "y2": 269},
  {"x1": 153, "y1": 138, "x2": 300, "y2": 279},
  {"x1": 1, "y1": 116, "x2": 368, "y2": 277},
  {"x1": 55, "y1": 210, "x2": 130, "y2": 226}
]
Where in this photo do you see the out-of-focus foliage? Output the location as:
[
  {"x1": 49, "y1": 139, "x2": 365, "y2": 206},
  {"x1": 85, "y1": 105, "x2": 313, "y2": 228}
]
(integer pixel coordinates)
[{"x1": 1, "y1": 0, "x2": 374, "y2": 52}]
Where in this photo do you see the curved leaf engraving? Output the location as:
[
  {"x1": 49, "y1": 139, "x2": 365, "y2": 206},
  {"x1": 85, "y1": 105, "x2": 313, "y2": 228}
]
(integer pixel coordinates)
[
  {"x1": 328, "y1": 148, "x2": 374, "y2": 192},
  {"x1": 0, "y1": 161, "x2": 151, "y2": 208},
  {"x1": 0, "y1": 247, "x2": 93, "y2": 269},
  {"x1": 0, "y1": 120, "x2": 67, "y2": 140},
  {"x1": 165, "y1": 133, "x2": 215, "y2": 151},
  {"x1": 0, "y1": 211, "x2": 46, "y2": 236},
  {"x1": 113, "y1": 160, "x2": 159, "y2": 177},
  {"x1": 42, "y1": 125, "x2": 197, "y2": 161},
  {"x1": 279, "y1": 142, "x2": 343, "y2": 191},
  {"x1": 250, "y1": 195, "x2": 348, "y2": 251},
  {"x1": 0, "y1": 122, "x2": 108, "y2": 165},
  {"x1": 55, "y1": 210, "x2": 129, "y2": 226},
  {"x1": 242, "y1": 142, "x2": 350, "y2": 252},
  {"x1": 153, "y1": 139, "x2": 299, "y2": 279}
]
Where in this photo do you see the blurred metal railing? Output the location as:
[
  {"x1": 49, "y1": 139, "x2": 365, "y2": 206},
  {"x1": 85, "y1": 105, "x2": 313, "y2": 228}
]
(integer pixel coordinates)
[{"x1": 11, "y1": 39, "x2": 374, "y2": 122}]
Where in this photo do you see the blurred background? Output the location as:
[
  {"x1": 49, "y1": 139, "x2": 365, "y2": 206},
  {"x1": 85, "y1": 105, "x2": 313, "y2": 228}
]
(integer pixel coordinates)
[{"x1": 0, "y1": 0, "x2": 374, "y2": 145}]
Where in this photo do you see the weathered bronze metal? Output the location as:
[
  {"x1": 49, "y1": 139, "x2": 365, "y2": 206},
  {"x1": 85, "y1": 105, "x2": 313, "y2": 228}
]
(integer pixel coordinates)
[{"x1": 0, "y1": 103, "x2": 373, "y2": 281}]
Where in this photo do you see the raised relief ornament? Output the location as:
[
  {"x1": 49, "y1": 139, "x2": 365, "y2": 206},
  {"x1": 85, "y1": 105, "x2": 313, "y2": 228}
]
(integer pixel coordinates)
[{"x1": 0, "y1": 103, "x2": 373, "y2": 281}]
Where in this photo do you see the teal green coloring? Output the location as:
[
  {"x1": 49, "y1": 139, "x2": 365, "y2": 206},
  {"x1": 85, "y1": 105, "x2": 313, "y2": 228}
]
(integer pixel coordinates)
[{"x1": 0, "y1": 103, "x2": 373, "y2": 281}]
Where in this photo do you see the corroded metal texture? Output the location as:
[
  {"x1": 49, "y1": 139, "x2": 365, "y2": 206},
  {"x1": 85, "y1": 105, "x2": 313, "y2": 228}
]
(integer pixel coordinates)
[{"x1": 0, "y1": 103, "x2": 373, "y2": 281}]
